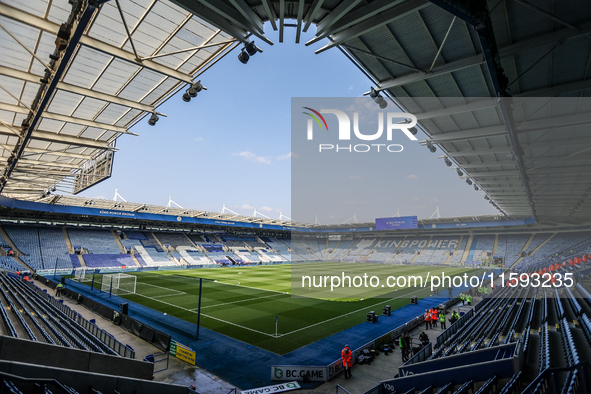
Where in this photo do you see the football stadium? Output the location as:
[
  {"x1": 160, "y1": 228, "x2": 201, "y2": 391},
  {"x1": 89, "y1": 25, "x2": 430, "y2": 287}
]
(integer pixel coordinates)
[{"x1": 0, "y1": 0, "x2": 591, "y2": 394}]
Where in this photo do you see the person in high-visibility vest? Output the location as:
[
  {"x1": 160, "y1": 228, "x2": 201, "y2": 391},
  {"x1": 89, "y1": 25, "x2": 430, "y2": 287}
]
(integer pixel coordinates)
[
  {"x1": 55, "y1": 283, "x2": 64, "y2": 297},
  {"x1": 424, "y1": 309, "x2": 431, "y2": 330},
  {"x1": 430, "y1": 309, "x2": 438, "y2": 328},
  {"x1": 341, "y1": 345, "x2": 353, "y2": 379},
  {"x1": 439, "y1": 312, "x2": 446, "y2": 330},
  {"x1": 460, "y1": 293, "x2": 465, "y2": 305},
  {"x1": 466, "y1": 294, "x2": 473, "y2": 306},
  {"x1": 450, "y1": 310, "x2": 460, "y2": 324}
]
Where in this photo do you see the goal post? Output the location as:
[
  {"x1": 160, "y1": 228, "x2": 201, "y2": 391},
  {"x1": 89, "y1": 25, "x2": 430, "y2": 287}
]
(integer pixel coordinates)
[
  {"x1": 74, "y1": 267, "x2": 94, "y2": 282},
  {"x1": 101, "y1": 273, "x2": 137, "y2": 295}
]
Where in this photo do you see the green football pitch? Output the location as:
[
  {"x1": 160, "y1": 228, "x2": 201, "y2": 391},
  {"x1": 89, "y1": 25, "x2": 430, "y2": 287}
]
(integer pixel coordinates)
[{"x1": 83, "y1": 262, "x2": 481, "y2": 354}]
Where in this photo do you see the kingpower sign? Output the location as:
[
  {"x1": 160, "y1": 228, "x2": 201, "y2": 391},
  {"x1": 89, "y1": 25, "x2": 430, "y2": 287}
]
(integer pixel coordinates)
[{"x1": 169, "y1": 339, "x2": 196, "y2": 365}]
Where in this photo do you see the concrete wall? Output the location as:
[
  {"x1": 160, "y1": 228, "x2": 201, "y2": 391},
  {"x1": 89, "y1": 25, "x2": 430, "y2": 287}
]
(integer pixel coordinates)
[
  {"x1": 0, "y1": 360, "x2": 191, "y2": 394},
  {"x1": 0, "y1": 335, "x2": 153, "y2": 379}
]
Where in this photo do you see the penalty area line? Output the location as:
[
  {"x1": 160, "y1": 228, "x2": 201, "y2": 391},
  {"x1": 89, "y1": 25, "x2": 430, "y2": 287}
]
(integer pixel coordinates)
[{"x1": 127, "y1": 290, "x2": 278, "y2": 338}]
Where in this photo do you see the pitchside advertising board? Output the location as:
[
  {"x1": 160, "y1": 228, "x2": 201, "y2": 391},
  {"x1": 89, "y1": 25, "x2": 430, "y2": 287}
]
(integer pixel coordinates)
[
  {"x1": 169, "y1": 339, "x2": 196, "y2": 365},
  {"x1": 271, "y1": 366, "x2": 327, "y2": 382},
  {"x1": 242, "y1": 382, "x2": 301, "y2": 394},
  {"x1": 375, "y1": 216, "x2": 418, "y2": 230}
]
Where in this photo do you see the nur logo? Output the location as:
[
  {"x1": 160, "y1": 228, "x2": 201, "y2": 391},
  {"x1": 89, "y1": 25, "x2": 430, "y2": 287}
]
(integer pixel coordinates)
[{"x1": 302, "y1": 107, "x2": 418, "y2": 153}]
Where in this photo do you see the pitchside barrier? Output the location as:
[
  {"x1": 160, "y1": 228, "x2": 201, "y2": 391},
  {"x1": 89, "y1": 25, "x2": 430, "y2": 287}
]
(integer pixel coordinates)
[
  {"x1": 37, "y1": 261, "x2": 288, "y2": 277},
  {"x1": 272, "y1": 294, "x2": 462, "y2": 382}
]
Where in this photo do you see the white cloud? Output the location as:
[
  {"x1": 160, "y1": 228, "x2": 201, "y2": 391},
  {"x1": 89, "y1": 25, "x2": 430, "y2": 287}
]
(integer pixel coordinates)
[
  {"x1": 234, "y1": 151, "x2": 271, "y2": 165},
  {"x1": 194, "y1": 136, "x2": 204, "y2": 142},
  {"x1": 260, "y1": 206, "x2": 273, "y2": 212},
  {"x1": 239, "y1": 204, "x2": 254, "y2": 210},
  {"x1": 277, "y1": 152, "x2": 294, "y2": 160},
  {"x1": 329, "y1": 215, "x2": 337, "y2": 219},
  {"x1": 411, "y1": 196, "x2": 421, "y2": 202},
  {"x1": 407, "y1": 174, "x2": 418, "y2": 179}
]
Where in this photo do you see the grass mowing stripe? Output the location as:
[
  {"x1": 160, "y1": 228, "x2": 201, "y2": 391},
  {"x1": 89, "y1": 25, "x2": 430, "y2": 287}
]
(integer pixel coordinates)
[
  {"x1": 140, "y1": 281, "x2": 186, "y2": 294},
  {"x1": 197, "y1": 293, "x2": 288, "y2": 310},
  {"x1": 200, "y1": 313, "x2": 276, "y2": 337},
  {"x1": 169, "y1": 274, "x2": 289, "y2": 294},
  {"x1": 280, "y1": 287, "x2": 430, "y2": 337}
]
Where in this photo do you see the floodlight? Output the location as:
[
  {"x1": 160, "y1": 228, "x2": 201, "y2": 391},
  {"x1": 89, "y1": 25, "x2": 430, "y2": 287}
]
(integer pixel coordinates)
[
  {"x1": 369, "y1": 87, "x2": 388, "y2": 109},
  {"x1": 426, "y1": 141, "x2": 436, "y2": 153},
  {"x1": 375, "y1": 96, "x2": 388, "y2": 109},
  {"x1": 238, "y1": 48, "x2": 250, "y2": 64},
  {"x1": 485, "y1": 195, "x2": 490, "y2": 200},
  {"x1": 474, "y1": 184, "x2": 479, "y2": 191},
  {"x1": 187, "y1": 87, "x2": 198, "y2": 98},
  {"x1": 192, "y1": 81, "x2": 204, "y2": 92},
  {"x1": 444, "y1": 157, "x2": 452, "y2": 167},
  {"x1": 456, "y1": 168, "x2": 463, "y2": 176},
  {"x1": 466, "y1": 179, "x2": 473, "y2": 185},
  {"x1": 245, "y1": 41, "x2": 259, "y2": 56},
  {"x1": 409, "y1": 127, "x2": 417, "y2": 135},
  {"x1": 148, "y1": 113, "x2": 159, "y2": 126}
]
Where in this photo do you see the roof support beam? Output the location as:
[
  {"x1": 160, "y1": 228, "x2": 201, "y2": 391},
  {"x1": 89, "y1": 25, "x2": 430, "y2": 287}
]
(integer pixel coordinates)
[
  {"x1": 295, "y1": 0, "x2": 305, "y2": 44},
  {"x1": 430, "y1": 125, "x2": 506, "y2": 143},
  {"x1": 416, "y1": 98, "x2": 499, "y2": 120},
  {"x1": 445, "y1": 146, "x2": 512, "y2": 157},
  {"x1": 260, "y1": 0, "x2": 277, "y2": 31},
  {"x1": 0, "y1": 3, "x2": 195, "y2": 84},
  {"x1": 315, "y1": 0, "x2": 429, "y2": 54},
  {"x1": 18, "y1": 159, "x2": 80, "y2": 169},
  {"x1": 0, "y1": 65, "x2": 155, "y2": 114},
  {"x1": 303, "y1": 0, "x2": 324, "y2": 33},
  {"x1": 306, "y1": 0, "x2": 406, "y2": 45},
  {"x1": 376, "y1": 22, "x2": 591, "y2": 91},
  {"x1": 170, "y1": 0, "x2": 272, "y2": 45},
  {"x1": 0, "y1": 103, "x2": 134, "y2": 136},
  {"x1": 0, "y1": 126, "x2": 114, "y2": 150},
  {"x1": 315, "y1": 0, "x2": 363, "y2": 36},
  {"x1": 0, "y1": 0, "x2": 108, "y2": 193}
]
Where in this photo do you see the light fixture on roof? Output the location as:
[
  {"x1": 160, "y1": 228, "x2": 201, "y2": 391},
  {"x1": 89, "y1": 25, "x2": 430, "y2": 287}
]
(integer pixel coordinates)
[
  {"x1": 474, "y1": 184, "x2": 479, "y2": 191},
  {"x1": 456, "y1": 168, "x2": 463, "y2": 176},
  {"x1": 466, "y1": 179, "x2": 473, "y2": 186},
  {"x1": 444, "y1": 157, "x2": 452, "y2": 167},
  {"x1": 409, "y1": 127, "x2": 417, "y2": 136},
  {"x1": 484, "y1": 195, "x2": 490, "y2": 200},
  {"x1": 369, "y1": 87, "x2": 387, "y2": 109},
  {"x1": 148, "y1": 113, "x2": 159, "y2": 126},
  {"x1": 238, "y1": 41, "x2": 260, "y2": 64},
  {"x1": 182, "y1": 81, "x2": 206, "y2": 103},
  {"x1": 426, "y1": 141, "x2": 436, "y2": 153}
]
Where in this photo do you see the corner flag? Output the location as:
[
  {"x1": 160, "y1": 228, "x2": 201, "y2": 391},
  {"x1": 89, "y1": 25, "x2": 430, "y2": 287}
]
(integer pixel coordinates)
[{"x1": 275, "y1": 316, "x2": 278, "y2": 322}]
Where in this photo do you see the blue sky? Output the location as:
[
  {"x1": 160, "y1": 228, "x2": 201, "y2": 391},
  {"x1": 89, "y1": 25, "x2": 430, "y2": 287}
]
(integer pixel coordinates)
[{"x1": 79, "y1": 24, "x2": 499, "y2": 223}]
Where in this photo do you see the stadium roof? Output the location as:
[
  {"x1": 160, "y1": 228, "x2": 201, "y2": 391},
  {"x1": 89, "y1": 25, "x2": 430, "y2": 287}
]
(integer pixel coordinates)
[{"x1": 1, "y1": 0, "x2": 591, "y2": 226}]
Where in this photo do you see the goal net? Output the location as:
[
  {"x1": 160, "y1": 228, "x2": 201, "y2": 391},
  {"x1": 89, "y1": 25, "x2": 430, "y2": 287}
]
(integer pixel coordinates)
[
  {"x1": 101, "y1": 273, "x2": 137, "y2": 295},
  {"x1": 74, "y1": 267, "x2": 94, "y2": 282}
]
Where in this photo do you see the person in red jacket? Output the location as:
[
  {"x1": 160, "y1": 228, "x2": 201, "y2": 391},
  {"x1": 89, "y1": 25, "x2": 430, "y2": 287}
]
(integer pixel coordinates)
[
  {"x1": 424, "y1": 309, "x2": 431, "y2": 330},
  {"x1": 430, "y1": 308, "x2": 438, "y2": 328},
  {"x1": 342, "y1": 345, "x2": 353, "y2": 379}
]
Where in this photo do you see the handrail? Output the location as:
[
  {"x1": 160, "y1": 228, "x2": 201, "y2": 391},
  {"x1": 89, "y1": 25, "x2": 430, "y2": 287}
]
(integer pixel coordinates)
[
  {"x1": 520, "y1": 361, "x2": 590, "y2": 394},
  {"x1": 336, "y1": 384, "x2": 353, "y2": 394}
]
